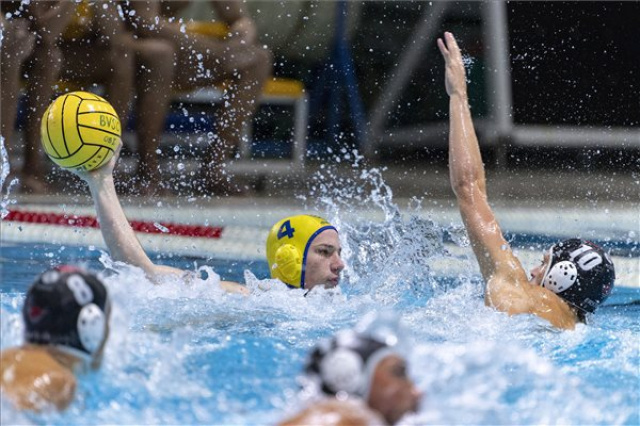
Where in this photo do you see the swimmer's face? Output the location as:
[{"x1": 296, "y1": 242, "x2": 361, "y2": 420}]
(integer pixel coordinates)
[
  {"x1": 367, "y1": 355, "x2": 421, "y2": 425},
  {"x1": 303, "y1": 229, "x2": 345, "y2": 290},
  {"x1": 530, "y1": 251, "x2": 551, "y2": 286}
]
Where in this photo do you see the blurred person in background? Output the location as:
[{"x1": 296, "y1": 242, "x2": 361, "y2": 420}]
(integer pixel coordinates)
[
  {"x1": 280, "y1": 315, "x2": 421, "y2": 425},
  {"x1": 121, "y1": 0, "x2": 272, "y2": 195},
  {"x1": 59, "y1": 1, "x2": 176, "y2": 195},
  {"x1": 1, "y1": 11, "x2": 35, "y2": 171},
  {"x1": 59, "y1": 0, "x2": 134, "y2": 154},
  {"x1": 0, "y1": 1, "x2": 75, "y2": 194}
]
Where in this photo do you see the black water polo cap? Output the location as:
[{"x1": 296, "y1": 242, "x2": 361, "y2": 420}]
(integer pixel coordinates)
[
  {"x1": 541, "y1": 239, "x2": 615, "y2": 313},
  {"x1": 23, "y1": 265, "x2": 110, "y2": 357}
]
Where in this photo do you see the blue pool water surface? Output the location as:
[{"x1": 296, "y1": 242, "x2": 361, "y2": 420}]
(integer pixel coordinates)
[{"x1": 1, "y1": 236, "x2": 639, "y2": 425}]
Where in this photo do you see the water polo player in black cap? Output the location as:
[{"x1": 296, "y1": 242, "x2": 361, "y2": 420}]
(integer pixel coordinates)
[
  {"x1": 281, "y1": 327, "x2": 421, "y2": 425},
  {"x1": 0, "y1": 266, "x2": 111, "y2": 411},
  {"x1": 439, "y1": 32, "x2": 615, "y2": 329}
]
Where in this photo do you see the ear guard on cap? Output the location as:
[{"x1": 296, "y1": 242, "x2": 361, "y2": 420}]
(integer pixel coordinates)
[
  {"x1": 304, "y1": 330, "x2": 392, "y2": 400},
  {"x1": 319, "y1": 347, "x2": 365, "y2": 395},
  {"x1": 272, "y1": 244, "x2": 302, "y2": 286},
  {"x1": 78, "y1": 303, "x2": 107, "y2": 354},
  {"x1": 542, "y1": 260, "x2": 578, "y2": 293}
]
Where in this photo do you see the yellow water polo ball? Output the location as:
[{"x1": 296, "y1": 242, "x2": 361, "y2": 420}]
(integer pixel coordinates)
[{"x1": 41, "y1": 91, "x2": 121, "y2": 172}]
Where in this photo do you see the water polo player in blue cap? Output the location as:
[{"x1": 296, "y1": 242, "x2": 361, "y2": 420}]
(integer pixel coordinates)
[
  {"x1": 266, "y1": 214, "x2": 345, "y2": 290},
  {"x1": 1, "y1": 266, "x2": 111, "y2": 411},
  {"x1": 439, "y1": 32, "x2": 615, "y2": 329}
]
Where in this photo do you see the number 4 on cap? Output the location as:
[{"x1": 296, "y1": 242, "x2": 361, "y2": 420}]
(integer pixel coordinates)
[{"x1": 277, "y1": 220, "x2": 295, "y2": 239}]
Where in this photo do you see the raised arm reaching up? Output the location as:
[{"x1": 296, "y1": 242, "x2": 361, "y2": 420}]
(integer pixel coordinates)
[
  {"x1": 437, "y1": 32, "x2": 605, "y2": 329},
  {"x1": 438, "y1": 32, "x2": 498, "y2": 284}
]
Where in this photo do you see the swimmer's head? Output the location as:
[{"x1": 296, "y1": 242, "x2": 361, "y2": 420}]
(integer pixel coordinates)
[
  {"x1": 539, "y1": 239, "x2": 615, "y2": 315},
  {"x1": 23, "y1": 266, "x2": 111, "y2": 365},
  {"x1": 303, "y1": 329, "x2": 420, "y2": 424},
  {"x1": 266, "y1": 215, "x2": 343, "y2": 289}
]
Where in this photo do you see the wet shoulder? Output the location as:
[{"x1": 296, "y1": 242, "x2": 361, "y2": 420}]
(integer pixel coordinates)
[
  {"x1": 0, "y1": 347, "x2": 76, "y2": 411},
  {"x1": 528, "y1": 285, "x2": 579, "y2": 329},
  {"x1": 486, "y1": 274, "x2": 578, "y2": 329}
]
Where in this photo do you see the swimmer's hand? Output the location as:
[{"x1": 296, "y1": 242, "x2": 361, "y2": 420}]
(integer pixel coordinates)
[
  {"x1": 437, "y1": 32, "x2": 468, "y2": 97},
  {"x1": 71, "y1": 138, "x2": 122, "y2": 183},
  {"x1": 220, "y1": 280, "x2": 250, "y2": 296}
]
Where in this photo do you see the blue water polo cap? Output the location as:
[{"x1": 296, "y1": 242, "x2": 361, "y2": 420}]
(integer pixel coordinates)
[
  {"x1": 23, "y1": 266, "x2": 110, "y2": 358},
  {"x1": 541, "y1": 239, "x2": 615, "y2": 313},
  {"x1": 266, "y1": 215, "x2": 337, "y2": 288}
]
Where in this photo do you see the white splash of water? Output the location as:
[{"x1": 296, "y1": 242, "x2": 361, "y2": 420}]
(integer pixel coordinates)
[
  {"x1": 0, "y1": 153, "x2": 637, "y2": 424},
  {"x1": 305, "y1": 159, "x2": 450, "y2": 299}
]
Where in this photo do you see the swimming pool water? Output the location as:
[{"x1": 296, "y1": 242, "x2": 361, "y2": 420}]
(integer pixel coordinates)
[{"x1": 1, "y1": 237, "x2": 639, "y2": 425}]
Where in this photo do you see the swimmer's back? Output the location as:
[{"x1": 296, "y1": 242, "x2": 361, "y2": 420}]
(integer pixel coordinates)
[{"x1": 0, "y1": 346, "x2": 76, "y2": 411}]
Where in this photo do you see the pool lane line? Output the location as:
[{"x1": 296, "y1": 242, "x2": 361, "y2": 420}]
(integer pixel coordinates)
[
  {"x1": 2, "y1": 221, "x2": 638, "y2": 287},
  {"x1": 3, "y1": 209, "x2": 223, "y2": 239}
]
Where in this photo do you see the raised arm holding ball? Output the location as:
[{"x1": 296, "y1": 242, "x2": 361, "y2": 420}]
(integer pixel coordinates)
[
  {"x1": 41, "y1": 92, "x2": 247, "y2": 294},
  {"x1": 73, "y1": 141, "x2": 247, "y2": 295},
  {"x1": 438, "y1": 32, "x2": 615, "y2": 329}
]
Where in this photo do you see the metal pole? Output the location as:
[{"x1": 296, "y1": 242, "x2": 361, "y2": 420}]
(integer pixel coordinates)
[{"x1": 367, "y1": 1, "x2": 449, "y2": 158}]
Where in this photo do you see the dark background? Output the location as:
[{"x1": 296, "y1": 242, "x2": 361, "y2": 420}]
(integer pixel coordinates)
[
  {"x1": 508, "y1": 2, "x2": 639, "y2": 127},
  {"x1": 271, "y1": 1, "x2": 639, "y2": 169}
]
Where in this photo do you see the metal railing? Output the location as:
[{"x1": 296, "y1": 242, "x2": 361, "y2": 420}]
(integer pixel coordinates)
[{"x1": 364, "y1": 1, "x2": 640, "y2": 158}]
